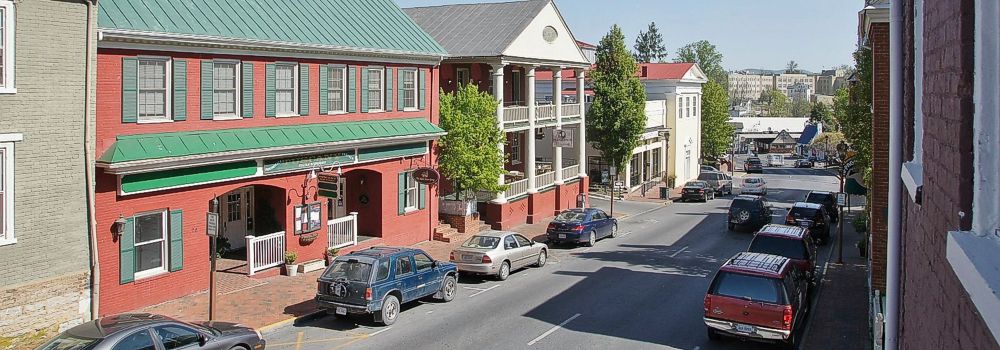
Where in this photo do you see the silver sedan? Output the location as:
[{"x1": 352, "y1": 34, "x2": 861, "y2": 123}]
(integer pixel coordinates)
[{"x1": 449, "y1": 230, "x2": 548, "y2": 280}]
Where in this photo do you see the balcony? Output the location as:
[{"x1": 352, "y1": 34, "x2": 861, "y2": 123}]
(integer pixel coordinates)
[{"x1": 501, "y1": 103, "x2": 585, "y2": 131}]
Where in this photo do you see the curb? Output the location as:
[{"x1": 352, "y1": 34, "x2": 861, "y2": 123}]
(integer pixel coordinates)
[{"x1": 258, "y1": 309, "x2": 326, "y2": 334}]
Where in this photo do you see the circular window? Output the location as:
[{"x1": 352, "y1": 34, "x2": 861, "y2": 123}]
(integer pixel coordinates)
[{"x1": 542, "y1": 26, "x2": 558, "y2": 43}]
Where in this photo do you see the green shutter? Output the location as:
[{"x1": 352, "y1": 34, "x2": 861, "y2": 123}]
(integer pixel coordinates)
[
  {"x1": 242, "y1": 62, "x2": 254, "y2": 118},
  {"x1": 419, "y1": 184, "x2": 427, "y2": 210},
  {"x1": 319, "y1": 65, "x2": 329, "y2": 114},
  {"x1": 397, "y1": 172, "x2": 406, "y2": 215},
  {"x1": 173, "y1": 60, "x2": 187, "y2": 121},
  {"x1": 169, "y1": 210, "x2": 184, "y2": 272},
  {"x1": 418, "y1": 69, "x2": 426, "y2": 110},
  {"x1": 122, "y1": 57, "x2": 138, "y2": 123},
  {"x1": 347, "y1": 66, "x2": 357, "y2": 113},
  {"x1": 299, "y1": 64, "x2": 310, "y2": 116},
  {"x1": 361, "y1": 68, "x2": 369, "y2": 113},
  {"x1": 385, "y1": 68, "x2": 394, "y2": 111},
  {"x1": 397, "y1": 69, "x2": 405, "y2": 111},
  {"x1": 120, "y1": 217, "x2": 136, "y2": 284},
  {"x1": 201, "y1": 60, "x2": 213, "y2": 120},
  {"x1": 265, "y1": 63, "x2": 276, "y2": 117}
]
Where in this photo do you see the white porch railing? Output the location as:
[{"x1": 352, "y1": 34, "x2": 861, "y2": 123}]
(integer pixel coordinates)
[
  {"x1": 503, "y1": 178, "x2": 529, "y2": 198},
  {"x1": 246, "y1": 232, "x2": 285, "y2": 276},
  {"x1": 561, "y1": 103, "x2": 582, "y2": 118},
  {"x1": 328, "y1": 212, "x2": 358, "y2": 250},
  {"x1": 503, "y1": 106, "x2": 530, "y2": 124},
  {"x1": 536, "y1": 105, "x2": 556, "y2": 124},
  {"x1": 562, "y1": 164, "x2": 581, "y2": 181},
  {"x1": 536, "y1": 171, "x2": 556, "y2": 188}
]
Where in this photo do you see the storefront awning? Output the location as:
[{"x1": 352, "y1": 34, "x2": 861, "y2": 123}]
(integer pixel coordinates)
[{"x1": 99, "y1": 118, "x2": 445, "y2": 174}]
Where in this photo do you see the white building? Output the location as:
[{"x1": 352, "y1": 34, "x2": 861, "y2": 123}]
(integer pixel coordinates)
[{"x1": 787, "y1": 82, "x2": 813, "y2": 102}]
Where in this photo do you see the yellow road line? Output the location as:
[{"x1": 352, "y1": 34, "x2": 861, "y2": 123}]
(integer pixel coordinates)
[
  {"x1": 294, "y1": 332, "x2": 304, "y2": 350},
  {"x1": 266, "y1": 335, "x2": 363, "y2": 347}
]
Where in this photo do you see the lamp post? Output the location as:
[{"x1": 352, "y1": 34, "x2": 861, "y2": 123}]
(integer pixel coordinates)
[{"x1": 836, "y1": 140, "x2": 848, "y2": 264}]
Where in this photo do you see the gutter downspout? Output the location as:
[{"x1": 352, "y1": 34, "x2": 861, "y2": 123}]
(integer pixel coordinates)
[
  {"x1": 83, "y1": 0, "x2": 100, "y2": 320},
  {"x1": 886, "y1": 0, "x2": 904, "y2": 348}
]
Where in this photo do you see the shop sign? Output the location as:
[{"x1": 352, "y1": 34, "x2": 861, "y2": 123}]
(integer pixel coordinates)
[
  {"x1": 552, "y1": 129, "x2": 574, "y2": 148},
  {"x1": 412, "y1": 167, "x2": 440, "y2": 185},
  {"x1": 263, "y1": 151, "x2": 355, "y2": 175},
  {"x1": 318, "y1": 171, "x2": 341, "y2": 198}
]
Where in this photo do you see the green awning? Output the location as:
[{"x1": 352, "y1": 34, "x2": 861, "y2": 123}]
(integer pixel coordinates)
[{"x1": 99, "y1": 118, "x2": 444, "y2": 169}]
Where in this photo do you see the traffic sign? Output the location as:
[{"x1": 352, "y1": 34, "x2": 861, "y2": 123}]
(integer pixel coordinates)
[
  {"x1": 836, "y1": 192, "x2": 848, "y2": 207},
  {"x1": 206, "y1": 212, "x2": 219, "y2": 237}
]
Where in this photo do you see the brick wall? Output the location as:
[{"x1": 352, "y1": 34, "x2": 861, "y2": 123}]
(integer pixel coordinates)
[
  {"x1": 869, "y1": 23, "x2": 890, "y2": 293},
  {"x1": 441, "y1": 213, "x2": 481, "y2": 234},
  {"x1": 898, "y1": 0, "x2": 998, "y2": 348}
]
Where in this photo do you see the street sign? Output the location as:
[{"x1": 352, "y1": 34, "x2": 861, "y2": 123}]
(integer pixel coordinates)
[
  {"x1": 206, "y1": 212, "x2": 219, "y2": 237},
  {"x1": 552, "y1": 129, "x2": 574, "y2": 148},
  {"x1": 836, "y1": 192, "x2": 848, "y2": 207},
  {"x1": 412, "y1": 167, "x2": 440, "y2": 185},
  {"x1": 317, "y1": 171, "x2": 341, "y2": 198},
  {"x1": 614, "y1": 181, "x2": 625, "y2": 188}
]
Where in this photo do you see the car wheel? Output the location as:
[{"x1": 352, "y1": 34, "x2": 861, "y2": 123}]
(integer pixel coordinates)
[
  {"x1": 610, "y1": 224, "x2": 619, "y2": 238},
  {"x1": 497, "y1": 261, "x2": 511, "y2": 281},
  {"x1": 440, "y1": 275, "x2": 457, "y2": 302},
  {"x1": 707, "y1": 328, "x2": 721, "y2": 341},
  {"x1": 535, "y1": 249, "x2": 547, "y2": 267},
  {"x1": 378, "y1": 295, "x2": 400, "y2": 326},
  {"x1": 585, "y1": 231, "x2": 597, "y2": 247},
  {"x1": 229, "y1": 346, "x2": 249, "y2": 350}
]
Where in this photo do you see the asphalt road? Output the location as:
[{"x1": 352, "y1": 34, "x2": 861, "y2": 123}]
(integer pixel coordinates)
[{"x1": 262, "y1": 166, "x2": 841, "y2": 350}]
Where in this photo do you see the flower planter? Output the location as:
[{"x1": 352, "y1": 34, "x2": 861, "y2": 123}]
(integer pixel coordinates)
[{"x1": 284, "y1": 264, "x2": 300, "y2": 276}]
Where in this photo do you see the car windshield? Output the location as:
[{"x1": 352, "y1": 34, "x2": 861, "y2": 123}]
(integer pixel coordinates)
[
  {"x1": 745, "y1": 178, "x2": 762, "y2": 184},
  {"x1": 749, "y1": 236, "x2": 808, "y2": 260},
  {"x1": 790, "y1": 207, "x2": 821, "y2": 220},
  {"x1": 730, "y1": 199, "x2": 757, "y2": 210},
  {"x1": 710, "y1": 272, "x2": 785, "y2": 304},
  {"x1": 461, "y1": 235, "x2": 501, "y2": 249},
  {"x1": 322, "y1": 259, "x2": 372, "y2": 282},
  {"x1": 806, "y1": 193, "x2": 832, "y2": 204},
  {"x1": 554, "y1": 211, "x2": 587, "y2": 222},
  {"x1": 36, "y1": 332, "x2": 101, "y2": 350},
  {"x1": 684, "y1": 181, "x2": 705, "y2": 188}
]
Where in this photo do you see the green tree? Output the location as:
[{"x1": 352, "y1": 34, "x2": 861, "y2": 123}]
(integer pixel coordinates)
[
  {"x1": 809, "y1": 131, "x2": 846, "y2": 155},
  {"x1": 791, "y1": 97, "x2": 812, "y2": 117},
  {"x1": 633, "y1": 22, "x2": 667, "y2": 63},
  {"x1": 588, "y1": 25, "x2": 647, "y2": 177},
  {"x1": 836, "y1": 48, "x2": 873, "y2": 172},
  {"x1": 758, "y1": 88, "x2": 790, "y2": 116},
  {"x1": 786, "y1": 60, "x2": 800, "y2": 74},
  {"x1": 701, "y1": 81, "x2": 734, "y2": 160},
  {"x1": 810, "y1": 102, "x2": 836, "y2": 130},
  {"x1": 675, "y1": 40, "x2": 728, "y2": 87},
  {"x1": 437, "y1": 84, "x2": 507, "y2": 199}
]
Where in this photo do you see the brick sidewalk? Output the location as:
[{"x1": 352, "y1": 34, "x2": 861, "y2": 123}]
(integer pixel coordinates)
[{"x1": 625, "y1": 185, "x2": 682, "y2": 203}]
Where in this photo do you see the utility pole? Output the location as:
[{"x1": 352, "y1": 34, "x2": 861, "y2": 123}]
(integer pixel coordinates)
[{"x1": 836, "y1": 140, "x2": 849, "y2": 264}]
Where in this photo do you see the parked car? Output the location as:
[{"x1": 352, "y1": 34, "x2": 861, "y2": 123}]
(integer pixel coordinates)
[
  {"x1": 35, "y1": 313, "x2": 265, "y2": 350},
  {"x1": 680, "y1": 181, "x2": 714, "y2": 202},
  {"x1": 794, "y1": 159, "x2": 814, "y2": 168},
  {"x1": 727, "y1": 195, "x2": 773, "y2": 231},
  {"x1": 747, "y1": 224, "x2": 818, "y2": 283},
  {"x1": 741, "y1": 177, "x2": 768, "y2": 196},
  {"x1": 315, "y1": 247, "x2": 457, "y2": 326},
  {"x1": 449, "y1": 231, "x2": 548, "y2": 281},
  {"x1": 546, "y1": 208, "x2": 618, "y2": 246},
  {"x1": 701, "y1": 165, "x2": 719, "y2": 173},
  {"x1": 767, "y1": 154, "x2": 785, "y2": 167},
  {"x1": 804, "y1": 190, "x2": 839, "y2": 223},
  {"x1": 704, "y1": 252, "x2": 810, "y2": 348},
  {"x1": 697, "y1": 171, "x2": 733, "y2": 195},
  {"x1": 745, "y1": 158, "x2": 763, "y2": 173},
  {"x1": 785, "y1": 202, "x2": 833, "y2": 245}
]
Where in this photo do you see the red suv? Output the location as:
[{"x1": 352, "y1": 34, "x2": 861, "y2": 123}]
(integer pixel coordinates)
[
  {"x1": 747, "y1": 224, "x2": 818, "y2": 283},
  {"x1": 704, "y1": 252, "x2": 810, "y2": 348}
]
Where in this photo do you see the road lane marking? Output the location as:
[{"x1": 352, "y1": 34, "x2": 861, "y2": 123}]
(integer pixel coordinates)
[
  {"x1": 527, "y1": 313, "x2": 582, "y2": 346},
  {"x1": 294, "y1": 332, "x2": 304, "y2": 350},
  {"x1": 469, "y1": 285, "x2": 499, "y2": 297},
  {"x1": 462, "y1": 286, "x2": 488, "y2": 292},
  {"x1": 368, "y1": 327, "x2": 392, "y2": 337},
  {"x1": 265, "y1": 336, "x2": 363, "y2": 347},
  {"x1": 669, "y1": 246, "x2": 688, "y2": 258}
]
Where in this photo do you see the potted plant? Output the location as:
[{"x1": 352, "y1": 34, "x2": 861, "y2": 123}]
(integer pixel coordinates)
[
  {"x1": 283, "y1": 251, "x2": 299, "y2": 276},
  {"x1": 325, "y1": 247, "x2": 340, "y2": 266}
]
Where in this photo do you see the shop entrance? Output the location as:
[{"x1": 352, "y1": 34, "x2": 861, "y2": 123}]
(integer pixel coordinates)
[{"x1": 213, "y1": 185, "x2": 285, "y2": 260}]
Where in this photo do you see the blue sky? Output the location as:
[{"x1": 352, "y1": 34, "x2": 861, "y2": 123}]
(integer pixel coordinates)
[{"x1": 395, "y1": 0, "x2": 860, "y2": 72}]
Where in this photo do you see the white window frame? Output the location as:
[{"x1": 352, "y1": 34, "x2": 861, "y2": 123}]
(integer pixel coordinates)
[
  {"x1": 275, "y1": 63, "x2": 298, "y2": 117},
  {"x1": 0, "y1": 136, "x2": 18, "y2": 246},
  {"x1": 401, "y1": 69, "x2": 418, "y2": 111},
  {"x1": 456, "y1": 67, "x2": 471, "y2": 86},
  {"x1": 136, "y1": 57, "x2": 172, "y2": 124},
  {"x1": 403, "y1": 172, "x2": 418, "y2": 211},
  {"x1": 327, "y1": 65, "x2": 347, "y2": 114},
  {"x1": 212, "y1": 61, "x2": 241, "y2": 120},
  {"x1": 902, "y1": 0, "x2": 926, "y2": 203},
  {"x1": 132, "y1": 209, "x2": 168, "y2": 280},
  {"x1": 0, "y1": 0, "x2": 13, "y2": 94},
  {"x1": 367, "y1": 67, "x2": 384, "y2": 112},
  {"x1": 511, "y1": 132, "x2": 521, "y2": 164}
]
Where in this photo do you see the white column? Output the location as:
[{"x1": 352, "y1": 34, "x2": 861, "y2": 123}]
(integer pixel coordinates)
[
  {"x1": 660, "y1": 138, "x2": 668, "y2": 179},
  {"x1": 553, "y1": 68, "x2": 564, "y2": 185},
  {"x1": 576, "y1": 69, "x2": 588, "y2": 177},
  {"x1": 624, "y1": 156, "x2": 632, "y2": 189},
  {"x1": 492, "y1": 63, "x2": 507, "y2": 203},
  {"x1": 526, "y1": 65, "x2": 538, "y2": 193}
]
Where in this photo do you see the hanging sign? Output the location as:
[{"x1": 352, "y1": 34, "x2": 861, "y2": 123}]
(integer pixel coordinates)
[
  {"x1": 318, "y1": 171, "x2": 341, "y2": 198},
  {"x1": 552, "y1": 129, "x2": 574, "y2": 148},
  {"x1": 413, "y1": 167, "x2": 440, "y2": 185}
]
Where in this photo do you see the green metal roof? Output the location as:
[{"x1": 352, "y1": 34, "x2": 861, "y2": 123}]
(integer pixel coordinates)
[
  {"x1": 97, "y1": 0, "x2": 447, "y2": 56},
  {"x1": 99, "y1": 118, "x2": 444, "y2": 164}
]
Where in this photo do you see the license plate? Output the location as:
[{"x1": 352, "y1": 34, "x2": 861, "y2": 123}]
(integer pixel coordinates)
[
  {"x1": 335, "y1": 307, "x2": 347, "y2": 315},
  {"x1": 462, "y1": 254, "x2": 474, "y2": 261},
  {"x1": 558, "y1": 234, "x2": 566, "y2": 239},
  {"x1": 734, "y1": 323, "x2": 755, "y2": 333}
]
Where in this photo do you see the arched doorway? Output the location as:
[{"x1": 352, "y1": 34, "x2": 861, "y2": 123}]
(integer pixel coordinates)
[{"x1": 335, "y1": 169, "x2": 382, "y2": 240}]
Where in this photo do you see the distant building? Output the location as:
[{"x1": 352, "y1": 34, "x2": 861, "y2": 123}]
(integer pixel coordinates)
[
  {"x1": 577, "y1": 40, "x2": 597, "y2": 64},
  {"x1": 815, "y1": 69, "x2": 848, "y2": 95},
  {"x1": 787, "y1": 82, "x2": 813, "y2": 102},
  {"x1": 728, "y1": 71, "x2": 818, "y2": 104},
  {"x1": 773, "y1": 73, "x2": 815, "y2": 92}
]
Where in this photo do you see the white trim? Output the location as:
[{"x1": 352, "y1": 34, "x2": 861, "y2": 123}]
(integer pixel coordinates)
[
  {"x1": 401, "y1": 69, "x2": 418, "y2": 110},
  {"x1": 947, "y1": 232, "x2": 1000, "y2": 341},
  {"x1": 403, "y1": 171, "x2": 418, "y2": 211},
  {"x1": 326, "y1": 65, "x2": 347, "y2": 114},
  {"x1": 131, "y1": 209, "x2": 169, "y2": 279},
  {"x1": 901, "y1": 161, "x2": 923, "y2": 204},
  {"x1": 0, "y1": 133, "x2": 22, "y2": 142},
  {"x1": 136, "y1": 58, "x2": 173, "y2": 123},
  {"x1": 0, "y1": 1, "x2": 14, "y2": 94},
  {"x1": 274, "y1": 63, "x2": 298, "y2": 117},
  {"x1": 366, "y1": 67, "x2": 385, "y2": 111},
  {"x1": 0, "y1": 141, "x2": 14, "y2": 246},
  {"x1": 912, "y1": 0, "x2": 925, "y2": 163},
  {"x1": 211, "y1": 60, "x2": 241, "y2": 120}
]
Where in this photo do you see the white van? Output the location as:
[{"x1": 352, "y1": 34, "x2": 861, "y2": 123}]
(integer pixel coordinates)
[{"x1": 767, "y1": 154, "x2": 784, "y2": 167}]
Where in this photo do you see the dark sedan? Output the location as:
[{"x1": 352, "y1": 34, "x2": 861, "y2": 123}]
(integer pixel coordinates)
[
  {"x1": 546, "y1": 208, "x2": 618, "y2": 246},
  {"x1": 680, "y1": 181, "x2": 714, "y2": 202},
  {"x1": 795, "y1": 159, "x2": 814, "y2": 168},
  {"x1": 36, "y1": 313, "x2": 264, "y2": 350}
]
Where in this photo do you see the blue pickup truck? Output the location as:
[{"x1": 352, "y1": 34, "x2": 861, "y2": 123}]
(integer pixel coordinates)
[{"x1": 315, "y1": 247, "x2": 458, "y2": 325}]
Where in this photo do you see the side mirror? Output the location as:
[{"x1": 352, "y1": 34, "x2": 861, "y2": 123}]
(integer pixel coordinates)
[
  {"x1": 198, "y1": 333, "x2": 209, "y2": 347},
  {"x1": 431, "y1": 261, "x2": 439, "y2": 268}
]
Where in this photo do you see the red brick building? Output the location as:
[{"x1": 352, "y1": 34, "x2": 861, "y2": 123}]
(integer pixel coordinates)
[
  {"x1": 405, "y1": 0, "x2": 592, "y2": 229},
  {"x1": 93, "y1": 0, "x2": 446, "y2": 314},
  {"x1": 878, "y1": 0, "x2": 1000, "y2": 348}
]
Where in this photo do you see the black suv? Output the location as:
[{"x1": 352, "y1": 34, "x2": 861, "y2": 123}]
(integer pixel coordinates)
[
  {"x1": 745, "y1": 157, "x2": 763, "y2": 173},
  {"x1": 785, "y1": 202, "x2": 832, "y2": 244},
  {"x1": 804, "y1": 191, "x2": 839, "y2": 223},
  {"x1": 727, "y1": 195, "x2": 773, "y2": 231}
]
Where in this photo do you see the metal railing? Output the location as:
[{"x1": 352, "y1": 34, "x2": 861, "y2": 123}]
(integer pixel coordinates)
[
  {"x1": 503, "y1": 178, "x2": 529, "y2": 198},
  {"x1": 562, "y1": 164, "x2": 581, "y2": 181},
  {"x1": 503, "y1": 106, "x2": 530, "y2": 124},
  {"x1": 561, "y1": 103, "x2": 582, "y2": 118},
  {"x1": 246, "y1": 232, "x2": 285, "y2": 276},
  {"x1": 536, "y1": 171, "x2": 556, "y2": 188},
  {"x1": 536, "y1": 105, "x2": 556, "y2": 124},
  {"x1": 328, "y1": 212, "x2": 358, "y2": 250}
]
